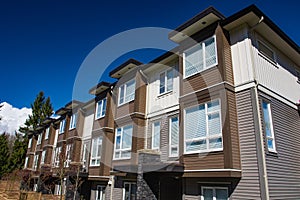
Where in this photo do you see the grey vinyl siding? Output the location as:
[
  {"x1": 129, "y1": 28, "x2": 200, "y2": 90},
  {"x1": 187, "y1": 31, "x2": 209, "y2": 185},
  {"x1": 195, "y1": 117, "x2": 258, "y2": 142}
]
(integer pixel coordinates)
[
  {"x1": 231, "y1": 89, "x2": 261, "y2": 199},
  {"x1": 261, "y1": 94, "x2": 300, "y2": 199}
]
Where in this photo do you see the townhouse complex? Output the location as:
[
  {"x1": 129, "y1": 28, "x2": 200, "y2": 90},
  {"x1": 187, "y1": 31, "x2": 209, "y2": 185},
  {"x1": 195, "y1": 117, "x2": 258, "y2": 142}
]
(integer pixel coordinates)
[{"x1": 23, "y1": 5, "x2": 300, "y2": 200}]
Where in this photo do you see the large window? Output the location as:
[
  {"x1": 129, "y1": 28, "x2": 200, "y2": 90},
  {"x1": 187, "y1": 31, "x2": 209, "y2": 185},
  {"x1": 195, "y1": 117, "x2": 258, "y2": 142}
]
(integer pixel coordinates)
[
  {"x1": 37, "y1": 133, "x2": 43, "y2": 145},
  {"x1": 45, "y1": 127, "x2": 50, "y2": 140},
  {"x1": 152, "y1": 122, "x2": 160, "y2": 149},
  {"x1": 90, "y1": 137, "x2": 102, "y2": 166},
  {"x1": 184, "y1": 36, "x2": 217, "y2": 78},
  {"x1": 53, "y1": 146, "x2": 61, "y2": 167},
  {"x1": 65, "y1": 144, "x2": 72, "y2": 167},
  {"x1": 81, "y1": 143, "x2": 89, "y2": 169},
  {"x1": 201, "y1": 187, "x2": 228, "y2": 200},
  {"x1": 69, "y1": 113, "x2": 77, "y2": 130},
  {"x1": 28, "y1": 138, "x2": 32, "y2": 149},
  {"x1": 123, "y1": 182, "x2": 136, "y2": 200},
  {"x1": 41, "y1": 150, "x2": 46, "y2": 165},
  {"x1": 59, "y1": 119, "x2": 66, "y2": 134},
  {"x1": 159, "y1": 69, "x2": 173, "y2": 94},
  {"x1": 114, "y1": 125, "x2": 133, "y2": 159},
  {"x1": 24, "y1": 157, "x2": 28, "y2": 169},
  {"x1": 262, "y1": 100, "x2": 276, "y2": 152},
  {"x1": 96, "y1": 185, "x2": 106, "y2": 200},
  {"x1": 33, "y1": 154, "x2": 39, "y2": 170},
  {"x1": 184, "y1": 99, "x2": 222, "y2": 153},
  {"x1": 118, "y1": 79, "x2": 136, "y2": 106},
  {"x1": 169, "y1": 116, "x2": 179, "y2": 157},
  {"x1": 96, "y1": 98, "x2": 107, "y2": 119}
]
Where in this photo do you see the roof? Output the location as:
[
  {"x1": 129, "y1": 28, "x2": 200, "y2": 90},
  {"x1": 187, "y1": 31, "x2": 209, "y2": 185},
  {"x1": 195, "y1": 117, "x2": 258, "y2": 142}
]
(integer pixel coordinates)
[
  {"x1": 89, "y1": 81, "x2": 111, "y2": 95},
  {"x1": 109, "y1": 58, "x2": 143, "y2": 79}
]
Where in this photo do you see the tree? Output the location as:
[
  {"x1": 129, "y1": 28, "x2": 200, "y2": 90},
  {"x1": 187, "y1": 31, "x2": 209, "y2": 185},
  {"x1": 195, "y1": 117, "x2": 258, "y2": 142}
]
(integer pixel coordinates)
[
  {"x1": 19, "y1": 91, "x2": 53, "y2": 134},
  {"x1": 0, "y1": 133, "x2": 9, "y2": 178}
]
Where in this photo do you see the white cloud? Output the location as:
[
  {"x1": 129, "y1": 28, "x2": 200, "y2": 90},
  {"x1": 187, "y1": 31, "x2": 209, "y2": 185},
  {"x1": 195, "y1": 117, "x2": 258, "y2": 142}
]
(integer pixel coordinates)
[{"x1": 0, "y1": 102, "x2": 32, "y2": 134}]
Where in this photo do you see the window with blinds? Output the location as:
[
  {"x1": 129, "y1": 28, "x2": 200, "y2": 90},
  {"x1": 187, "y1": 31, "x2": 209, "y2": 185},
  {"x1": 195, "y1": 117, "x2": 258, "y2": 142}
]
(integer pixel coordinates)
[
  {"x1": 118, "y1": 79, "x2": 136, "y2": 106},
  {"x1": 169, "y1": 116, "x2": 179, "y2": 157},
  {"x1": 114, "y1": 125, "x2": 133, "y2": 159},
  {"x1": 184, "y1": 99, "x2": 222, "y2": 153},
  {"x1": 184, "y1": 36, "x2": 217, "y2": 78},
  {"x1": 152, "y1": 121, "x2": 160, "y2": 149}
]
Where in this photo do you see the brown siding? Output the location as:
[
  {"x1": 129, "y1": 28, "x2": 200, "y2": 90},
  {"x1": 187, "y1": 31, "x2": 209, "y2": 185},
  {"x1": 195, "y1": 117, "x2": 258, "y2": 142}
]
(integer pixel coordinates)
[
  {"x1": 231, "y1": 89, "x2": 261, "y2": 199},
  {"x1": 183, "y1": 152, "x2": 224, "y2": 170},
  {"x1": 260, "y1": 93, "x2": 300, "y2": 199},
  {"x1": 93, "y1": 118, "x2": 105, "y2": 130}
]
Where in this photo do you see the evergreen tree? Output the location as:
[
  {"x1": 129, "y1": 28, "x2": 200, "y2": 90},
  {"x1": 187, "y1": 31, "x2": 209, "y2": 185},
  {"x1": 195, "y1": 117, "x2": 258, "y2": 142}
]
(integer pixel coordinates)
[
  {"x1": 0, "y1": 133, "x2": 9, "y2": 178},
  {"x1": 7, "y1": 133, "x2": 27, "y2": 172}
]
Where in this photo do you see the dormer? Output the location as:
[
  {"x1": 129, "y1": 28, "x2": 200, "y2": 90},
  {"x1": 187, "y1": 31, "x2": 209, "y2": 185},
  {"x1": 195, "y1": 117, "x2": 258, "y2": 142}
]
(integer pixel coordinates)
[{"x1": 109, "y1": 59, "x2": 143, "y2": 79}]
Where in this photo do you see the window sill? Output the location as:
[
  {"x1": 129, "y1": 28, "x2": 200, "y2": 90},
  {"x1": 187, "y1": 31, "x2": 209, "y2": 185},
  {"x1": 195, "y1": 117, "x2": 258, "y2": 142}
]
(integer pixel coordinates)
[
  {"x1": 266, "y1": 150, "x2": 278, "y2": 157},
  {"x1": 69, "y1": 127, "x2": 76, "y2": 131},
  {"x1": 89, "y1": 165, "x2": 100, "y2": 167},
  {"x1": 113, "y1": 157, "x2": 131, "y2": 161},
  {"x1": 258, "y1": 52, "x2": 278, "y2": 68},
  {"x1": 157, "y1": 90, "x2": 173, "y2": 99},
  {"x1": 118, "y1": 99, "x2": 134, "y2": 107},
  {"x1": 183, "y1": 149, "x2": 223, "y2": 156},
  {"x1": 183, "y1": 65, "x2": 218, "y2": 80},
  {"x1": 95, "y1": 115, "x2": 105, "y2": 120}
]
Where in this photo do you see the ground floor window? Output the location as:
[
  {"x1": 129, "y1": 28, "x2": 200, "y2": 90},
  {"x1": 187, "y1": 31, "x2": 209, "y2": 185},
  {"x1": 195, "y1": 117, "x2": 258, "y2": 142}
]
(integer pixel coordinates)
[
  {"x1": 96, "y1": 185, "x2": 106, "y2": 200},
  {"x1": 123, "y1": 182, "x2": 136, "y2": 200},
  {"x1": 201, "y1": 187, "x2": 228, "y2": 200}
]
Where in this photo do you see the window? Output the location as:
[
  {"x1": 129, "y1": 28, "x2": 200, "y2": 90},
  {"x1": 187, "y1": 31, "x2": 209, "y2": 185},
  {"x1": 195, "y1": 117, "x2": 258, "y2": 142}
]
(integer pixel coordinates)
[
  {"x1": 33, "y1": 154, "x2": 39, "y2": 170},
  {"x1": 118, "y1": 79, "x2": 136, "y2": 106},
  {"x1": 123, "y1": 183, "x2": 136, "y2": 200},
  {"x1": 96, "y1": 185, "x2": 106, "y2": 200},
  {"x1": 37, "y1": 133, "x2": 42, "y2": 145},
  {"x1": 184, "y1": 99, "x2": 222, "y2": 153},
  {"x1": 28, "y1": 138, "x2": 32, "y2": 149},
  {"x1": 41, "y1": 150, "x2": 46, "y2": 165},
  {"x1": 59, "y1": 119, "x2": 66, "y2": 134},
  {"x1": 169, "y1": 116, "x2": 179, "y2": 157},
  {"x1": 24, "y1": 157, "x2": 28, "y2": 169},
  {"x1": 45, "y1": 128, "x2": 50, "y2": 140},
  {"x1": 81, "y1": 143, "x2": 89, "y2": 169},
  {"x1": 69, "y1": 113, "x2": 77, "y2": 130},
  {"x1": 184, "y1": 36, "x2": 217, "y2": 78},
  {"x1": 114, "y1": 125, "x2": 133, "y2": 159},
  {"x1": 96, "y1": 98, "x2": 107, "y2": 119},
  {"x1": 159, "y1": 69, "x2": 173, "y2": 94},
  {"x1": 65, "y1": 144, "x2": 72, "y2": 167},
  {"x1": 151, "y1": 122, "x2": 160, "y2": 149},
  {"x1": 90, "y1": 137, "x2": 102, "y2": 166},
  {"x1": 262, "y1": 100, "x2": 276, "y2": 152},
  {"x1": 258, "y1": 40, "x2": 275, "y2": 62},
  {"x1": 201, "y1": 187, "x2": 228, "y2": 200},
  {"x1": 296, "y1": 70, "x2": 300, "y2": 84},
  {"x1": 53, "y1": 146, "x2": 61, "y2": 167}
]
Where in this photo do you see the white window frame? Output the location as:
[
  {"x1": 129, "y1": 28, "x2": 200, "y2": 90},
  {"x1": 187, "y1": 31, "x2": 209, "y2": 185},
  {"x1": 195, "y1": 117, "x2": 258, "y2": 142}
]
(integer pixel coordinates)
[
  {"x1": 262, "y1": 100, "x2": 277, "y2": 152},
  {"x1": 257, "y1": 40, "x2": 276, "y2": 63},
  {"x1": 45, "y1": 127, "x2": 50, "y2": 140},
  {"x1": 59, "y1": 119, "x2": 66, "y2": 134},
  {"x1": 159, "y1": 69, "x2": 173, "y2": 95},
  {"x1": 96, "y1": 185, "x2": 106, "y2": 200},
  {"x1": 169, "y1": 116, "x2": 179, "y2": 157},
  {"x1": 123, "y1": 182, "x2": 136, "y2": 200},
  {"x1": 184, "y1": 99, "x2": 222, "y2": 154},
  {"x1": 69, "y1": 113, "x2": 78, "y2": 130},
  {"x1": 201, "y1": 187, "x2": 228, "y2": 200},
  {"x1": 90, "y1": 137, "x2": 102, "y2": 166},
  {"x1": 114, "y1": 125, "x2": 133, "y2": 160},
  {"x1": 65, "y1": 144, "x2": 72, "y2": 167},
  {"x1": 118, "y1": 79, "x2": 136, "y2": 106},
  {"x1": 33, "y1": 154, "x2": 39, "y2": 170},
  {"x1": 41, "y1": 150, "x2": 46, "y2": 165},
  {"x1": 81, "y1": 143, "x2": 88, "y2": 169},
  {"x1": 37, "y1": 133, "x2": 42, "y2": 145},
  {"x1": 151, "y1": 121, "x2": 160, "y2": 150},
  {"x1": 24, "y1": 157, "x2": 28, "y2": 169},
  {"x1": 95, "y1": 98, "x2": 107, "y2": 119},
  {"x1": 28, "y1": 138, "x2": 32, "y2": 149},
  {"x1": 183, "y1": 35, "x2": 218, "y2": 78},
  {"x1": 53, "y1": 146, "x2": 61, "y2": 167}
]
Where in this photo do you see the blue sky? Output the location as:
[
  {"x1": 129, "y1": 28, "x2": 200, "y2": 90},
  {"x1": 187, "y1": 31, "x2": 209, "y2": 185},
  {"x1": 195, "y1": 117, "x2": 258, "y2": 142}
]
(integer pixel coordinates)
[{"x1": 1, "y1": 0, "x2": 299, "y2": 110}]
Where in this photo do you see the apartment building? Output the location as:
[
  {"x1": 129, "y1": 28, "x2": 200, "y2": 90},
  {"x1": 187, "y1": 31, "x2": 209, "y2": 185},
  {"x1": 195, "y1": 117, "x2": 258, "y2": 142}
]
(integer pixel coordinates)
[{"x1": 24, "y1": 4, "x2": 300, "y2": 200}]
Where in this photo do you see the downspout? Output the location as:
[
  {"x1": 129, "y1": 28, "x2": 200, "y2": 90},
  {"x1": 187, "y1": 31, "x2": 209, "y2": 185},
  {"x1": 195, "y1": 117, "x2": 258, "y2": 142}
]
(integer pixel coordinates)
[{"x1": 248, "y1": 16, "x2": 270, "y2": 200}]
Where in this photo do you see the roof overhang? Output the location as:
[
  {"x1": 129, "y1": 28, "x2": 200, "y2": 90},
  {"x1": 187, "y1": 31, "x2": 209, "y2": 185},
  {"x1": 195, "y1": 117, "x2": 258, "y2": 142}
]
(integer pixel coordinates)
[
  {"x1": 89, "y1": 81, "x2": 111, "y2": 95},
  {"x1": 109, "y1": 59, "x2": 143, "y2": 79},
  {"x1": 65, "y1": 100, "x2": 83, "y2": 109},
  {"x1": 222, "y1": 5, "x2": 300, "y2": 66},
  {"x1": 169, "y1": 6, "x2": 225, "y2": 43},
  {"x1": 55, "y1": 107, "x2": 71, "y2": 115}
]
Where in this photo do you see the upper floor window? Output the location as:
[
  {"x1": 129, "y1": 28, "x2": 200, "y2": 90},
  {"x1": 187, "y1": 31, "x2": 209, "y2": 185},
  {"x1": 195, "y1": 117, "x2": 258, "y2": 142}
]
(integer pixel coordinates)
[
  {"x1": 69, "y1": 113, "x2": 77, "y2": 130},
  {"x1": 262, "y1": 100, "x2": 276, "y2": 152},
  {"x1": 152, "y1": 121, "x2": 160, "y2": 149},
  {"x1": 45, "y1": 128, "x2": 50, "y2": 140},
  {"x1": 53, "y1": 146, "x2": 61, "y2": 167},
  {"x1": 201, "y1": 187, "x2": 228, "y2": 200},
  {"x1": 118, "y1": 79, "x2": 136, "y2": 106},
  {"x1": 95, "y1": 98, "x2": 107, "y2": 119},
  {"x1": 59, "y1": 119, "x2": 66, "y2": 134},
  {"x1": 90, "y1": 137, "x2": 102, "y2": 166},
  {"x1": 184, "y1": 36, "x2": 217, "y2": 78},
  {"x1": 37, "y1": 133, "x2": 42, "y2": 145},
  {"x1": 159, "y1": 69, "x2": 173, "y2": 94},
  {"x1": 41, "y1": 150, "x2": 46, "y2": 165},
  {"x1": 169, "y1": 116, "x2": 179, "y2": 157},
  {"x1": 124, "y1": 182, "x2": 136, "y2": 200},
  {"x1": 114, "y1": 125, "x2": 133, "y2": 159},
  {"x1": 65, "y1": 144, "x2": 72, "y2": 167},
  {"x1": 33, "y1": 154, "x2": 39, "y2": 170},
  {"x1": 258, "y1": 40, "x2": 275, "y2": 62},
  {"x1": 184, "y1": 99, "x2": 222, "y2": 154},
  {"x1": 81, "y1": 143, "x2": 89, "y2": 169},
  {"x1": 24, "y1": 157, "x2": 28, "y2": 169},
  {"x1": 28, "y1": 138, "x2": 32, "y2": 149}
]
